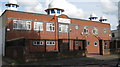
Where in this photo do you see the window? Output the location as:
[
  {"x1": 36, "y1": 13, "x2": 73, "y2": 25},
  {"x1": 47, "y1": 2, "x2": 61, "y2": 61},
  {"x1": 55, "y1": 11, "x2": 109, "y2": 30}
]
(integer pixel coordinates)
[
  {"x1": 104, "y1": 28, "x2": 107, "y2": 33},
  {"x1": 94, "y1": 41, "x2": 98, "y2": 46},
  {"x1": 13, "y1": 20, "x2": 18, "y2": 29},
  {"x1": 59, "y1": 24, "x2": 68, "y2": 33},
  {"x1": 8, "y1": 5, "x2": 11, "y2": 7},
  {"x1": 46, "y1": 23, "x2": 55, "y2": 32},
  {"x1": 75, "y1": 25, "x2": 79, "y2": 30},
  {"x1": 75, "y1": 42, "x2": 79, "y2": 45},
  {"x1": 84, "y1": 26, "x2": 89, "y2": 34},
  {"x1": 92, "y1": 27, "x2": 98, "y2": 34},
  {"x1": 57, "y1": 9, "x2": 60, "y2": 14},
  {"x1": 13, "y1": 20, "x2": 31, "y2": 30},
  {"x1": 51, "y1": 9, "x2": 55, "y2": 14},
  {"x1": 33, "y1": 41, "x2": 44, "y2": 45},
  {"x1": 111, "y1": 33, "x2": 115, "y2": 37},
  {"x1": 26, "y1": 21, "x2": 31, "y2": 30},
  {"x1": 48, "y1": 11, "x2": 50, "y2": 15},
  {"x1": 46, "y1": 41, "x2": 55, "y2": 45},
  {"x1": 104, "y1": 42, "x2": 107, "y2": 46},
  {"x1": 34, "y1": 22, "x2": 43, "y2": 31},
  {"x1": 12, "y1": 5, "x2": 15, "y2": 7},
  {"x1": 86, "y1": 41, "x2": 90, "y2": 46}
]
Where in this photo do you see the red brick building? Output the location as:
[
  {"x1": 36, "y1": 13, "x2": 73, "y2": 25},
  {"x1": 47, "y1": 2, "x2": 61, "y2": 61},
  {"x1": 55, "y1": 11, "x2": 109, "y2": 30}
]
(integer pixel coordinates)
[{"x1": 2, "y1": 0, "x2": 111, "y2": 58}]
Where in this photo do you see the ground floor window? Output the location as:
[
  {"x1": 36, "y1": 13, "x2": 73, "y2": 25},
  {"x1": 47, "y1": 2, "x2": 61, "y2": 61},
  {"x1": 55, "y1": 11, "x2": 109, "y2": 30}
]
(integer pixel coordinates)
[
  {"x1": 46, "y1": 41, "x2": 55, "y2": 46},
  {"x1": 75, "y1": 41, "x2": 79, "y2": 45},
  {"x1": 33, "y1": 41, "x2": 44, "y2": 45},
  {"x1": 104, "y1": 42, "x2": 107, "y2": 46},
  {"x1": 86, "y1": 41, "x2": 90, "y2": 46},
  {"x1": 94, "y1": 41, "x2": 98, "y2": 46}
]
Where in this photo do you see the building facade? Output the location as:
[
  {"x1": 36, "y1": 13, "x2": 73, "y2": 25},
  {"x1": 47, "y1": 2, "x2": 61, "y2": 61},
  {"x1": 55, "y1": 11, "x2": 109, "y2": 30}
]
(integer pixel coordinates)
[
  {"x1": 110, "y1": 1, "x2": 120, "y2": 54},
  {"x1": 3, "y1": 10, "x2": 111, "y2": 54},
  {"x1": 1, "y1": 0, "x2": 111, "y2": 58}
]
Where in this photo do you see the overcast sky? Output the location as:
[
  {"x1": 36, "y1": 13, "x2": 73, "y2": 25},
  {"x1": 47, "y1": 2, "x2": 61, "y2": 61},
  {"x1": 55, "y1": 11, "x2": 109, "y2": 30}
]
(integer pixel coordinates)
[{"x1": 0, "y1": 0, "x2": 119, "y2": 30}]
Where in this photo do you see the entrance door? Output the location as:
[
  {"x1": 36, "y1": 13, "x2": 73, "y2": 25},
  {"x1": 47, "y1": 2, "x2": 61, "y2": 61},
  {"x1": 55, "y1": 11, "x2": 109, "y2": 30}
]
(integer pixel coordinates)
[
  {"x1": 99, "y1": 40, "x2": 103, "y2": 55},
  {"x1": 58, "y1": 39, "x2": 69, "y2": 52}
]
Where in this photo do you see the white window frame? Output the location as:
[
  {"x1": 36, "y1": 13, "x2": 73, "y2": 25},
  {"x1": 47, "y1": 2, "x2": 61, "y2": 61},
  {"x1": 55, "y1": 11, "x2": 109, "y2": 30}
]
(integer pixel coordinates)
[
  {"x1": 75, "y1": 25, "x2": 79, "y2": 30},
  {"x1": 84, "y1": 26, "x2": 89, "y2": 34},
  {"x1": 92, "y1": 27, "x2": 98, "y2": 34},
  {"x1": 26, "y1": 21, "x2": 32, "y2": 30},
  {"x1": 34, "y1": 21, "x2": 43, "y2": 31},
  {"x1": 59, "y1": 24, "x2": 68, "y2": 33},
  {"x1": 33, "y1": 41, "x2": 44, "y2": 45},
  {"x1": 94, "y1": 41, "x2": 98, "y2": 46},
  {"x1": 46, "y1": 41, "x2": 55, "y2": 46},
  {"x1": 104, "y1": 42, "x2": 107, "y2": 46},
  {"x1": 13, "y1": 20, "x2": 31, "y2": 30},
  {"x1": 104, "y1": 28, "x2": 107, "y2": 33},
  {"x1": 13, "y1": 20, "x2": 19, "y2": 29},
  {"x1": 46, "y1": 23, "x2": 55, "y2": 32}
]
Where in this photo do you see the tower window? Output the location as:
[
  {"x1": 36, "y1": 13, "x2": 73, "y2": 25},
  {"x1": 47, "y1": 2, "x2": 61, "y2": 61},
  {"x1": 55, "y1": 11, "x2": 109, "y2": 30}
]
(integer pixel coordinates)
[
  {"x1": 57, "y1": 9, "x2": 60, "y2": 14},
  {"x1": 51, "y1": 9, "x2": 55, "y2": 14},
  {"x1": 48, "y1": 11, "x2": 50, "y2": 15},
  {"x1": 12, "y1": 5, "x2": 15, "y2": 7},
  {"x1": 8, "y1": 5, "x2": 11, "y2": 7}
]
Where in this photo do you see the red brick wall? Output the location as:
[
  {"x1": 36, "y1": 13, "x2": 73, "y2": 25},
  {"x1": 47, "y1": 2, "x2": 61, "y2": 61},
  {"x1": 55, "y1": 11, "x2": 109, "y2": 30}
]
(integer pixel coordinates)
[{"x1": 5, "y1": 10, "x2": 111, "y2": 53}]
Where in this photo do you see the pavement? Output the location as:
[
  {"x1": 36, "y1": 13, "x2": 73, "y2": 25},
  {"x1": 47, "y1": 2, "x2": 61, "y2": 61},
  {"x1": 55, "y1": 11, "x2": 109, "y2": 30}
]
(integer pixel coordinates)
[{"x1": 2, "y1": 54, "x2": 120, "y2": 67}]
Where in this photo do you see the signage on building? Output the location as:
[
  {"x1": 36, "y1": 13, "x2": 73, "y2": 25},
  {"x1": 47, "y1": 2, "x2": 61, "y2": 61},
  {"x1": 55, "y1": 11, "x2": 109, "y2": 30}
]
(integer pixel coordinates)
[{"x1": 58, "y1": 18, "x2": 71, "y2": 24}]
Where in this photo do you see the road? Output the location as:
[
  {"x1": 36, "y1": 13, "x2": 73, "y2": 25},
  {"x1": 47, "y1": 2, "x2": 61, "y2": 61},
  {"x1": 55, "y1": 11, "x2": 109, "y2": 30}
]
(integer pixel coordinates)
[{"x1": 2, "y1": 54, "x2": 120, "y2": 67}]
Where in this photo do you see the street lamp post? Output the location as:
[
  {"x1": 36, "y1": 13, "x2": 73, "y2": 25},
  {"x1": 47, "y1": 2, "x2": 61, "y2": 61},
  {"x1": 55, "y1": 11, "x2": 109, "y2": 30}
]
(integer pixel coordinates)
[{"x1": 68, "y1": 24, "x2": 72, "y2": 51}]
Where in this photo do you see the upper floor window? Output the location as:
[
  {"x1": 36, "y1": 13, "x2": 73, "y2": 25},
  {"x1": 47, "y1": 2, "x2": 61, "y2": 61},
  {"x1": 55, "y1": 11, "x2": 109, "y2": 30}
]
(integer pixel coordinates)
[
  {"x1": 46, "y1": 23, "x2": 55, "y2": 32},
  {"x1": 84, "y1": 26, "x2": 89, "y2": 34},
  {"x1": 26, "y1": 21, "x2": 31, "y2": 30},
  {"x1": 75, "y1": 25, "x2": 79, "y2": 30},
  {"x1": 57, "y1": 9, "x2": 60, "y2": 14},
  {"x1": 59, "y1": 24, "x2": 68, "y2": 33},
  {"x1": 34, "y1": 22, "x2": 43, "y2": 31},
  {"x1": 92, "y1": 27, "x2": 98, "y2": 34},
  {"x1": 13, "y1": 20, "x2": 31, "y2": 30},
  {"x1": 104, "y1": 28, "x2": 107, "y2": 33}
]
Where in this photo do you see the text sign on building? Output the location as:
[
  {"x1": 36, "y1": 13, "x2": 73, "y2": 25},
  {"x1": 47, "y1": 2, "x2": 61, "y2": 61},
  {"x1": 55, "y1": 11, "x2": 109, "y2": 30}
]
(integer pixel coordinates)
[{"x1": 58, "y1": 18, "x2": 71, "y2": 24}]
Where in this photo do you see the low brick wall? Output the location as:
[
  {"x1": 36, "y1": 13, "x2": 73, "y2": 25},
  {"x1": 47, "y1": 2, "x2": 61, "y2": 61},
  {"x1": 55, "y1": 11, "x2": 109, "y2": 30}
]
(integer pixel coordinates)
[
  {"x1": 104, "y1": 49, "x2": 110, "y2": 55},
  {"x1": 110, "y1": 48, "x2": 120, "y2": 54},
  {"x1": 24, "y1": 50, "x2": 85, "y2": 62},
  {"x1": 5, "y1": 46, "x2": 85, "y2": 63},
  {"x1": 5, "y1": 46, "x2": 24, "y2": 59}
]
